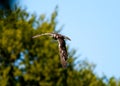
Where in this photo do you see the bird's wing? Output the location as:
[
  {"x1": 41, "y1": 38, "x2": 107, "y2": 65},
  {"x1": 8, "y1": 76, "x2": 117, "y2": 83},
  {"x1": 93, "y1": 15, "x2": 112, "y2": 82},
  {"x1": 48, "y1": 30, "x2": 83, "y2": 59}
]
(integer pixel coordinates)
[
  {"x1": 32, "y1": 33, "x2": 54, "y2": 38},
  {"x1": 58, "y1": 38, "x2": 68, "y2": 68}
]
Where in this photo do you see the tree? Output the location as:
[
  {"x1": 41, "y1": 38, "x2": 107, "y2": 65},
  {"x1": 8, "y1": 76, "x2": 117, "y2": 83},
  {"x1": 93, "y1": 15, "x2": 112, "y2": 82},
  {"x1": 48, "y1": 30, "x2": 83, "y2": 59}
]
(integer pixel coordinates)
[
  {"x1": 0, "y1": 6, "x2": 119, "y2": 86},
  {"x1": 0, "y1": 0, "x2": 16, "y2": 10}
]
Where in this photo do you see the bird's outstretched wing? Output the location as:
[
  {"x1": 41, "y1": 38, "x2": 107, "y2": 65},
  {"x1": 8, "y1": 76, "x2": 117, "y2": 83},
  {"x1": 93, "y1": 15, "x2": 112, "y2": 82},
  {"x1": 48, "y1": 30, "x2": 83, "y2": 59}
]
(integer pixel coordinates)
[
  {"x1": 58, "y1": 38, "x2": 68, "y2": 68},
  {"x1": 32, "y1": 33, "x2": 54, "y2": 38}
]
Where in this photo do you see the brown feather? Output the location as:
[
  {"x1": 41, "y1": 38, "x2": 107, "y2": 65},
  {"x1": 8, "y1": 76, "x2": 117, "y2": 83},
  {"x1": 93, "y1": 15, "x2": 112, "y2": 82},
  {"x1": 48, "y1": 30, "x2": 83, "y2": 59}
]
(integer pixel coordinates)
[{"x1": 57, "y1": 38, "x2": 68, "y2": 68}]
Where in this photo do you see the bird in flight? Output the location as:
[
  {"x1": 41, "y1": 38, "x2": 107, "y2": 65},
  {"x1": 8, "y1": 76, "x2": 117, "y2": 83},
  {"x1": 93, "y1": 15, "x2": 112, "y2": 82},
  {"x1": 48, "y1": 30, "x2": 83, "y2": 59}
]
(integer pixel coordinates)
[{"x1": 32, "y1": 33, "x2": 71, "y2": 68}]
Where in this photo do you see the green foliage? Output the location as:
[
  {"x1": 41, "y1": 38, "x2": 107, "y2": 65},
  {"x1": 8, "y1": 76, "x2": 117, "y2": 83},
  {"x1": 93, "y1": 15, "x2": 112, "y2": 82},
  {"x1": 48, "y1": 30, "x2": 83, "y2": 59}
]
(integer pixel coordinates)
[{"x1": 0, "y1": 7, "x2": 119, "y2": 86}]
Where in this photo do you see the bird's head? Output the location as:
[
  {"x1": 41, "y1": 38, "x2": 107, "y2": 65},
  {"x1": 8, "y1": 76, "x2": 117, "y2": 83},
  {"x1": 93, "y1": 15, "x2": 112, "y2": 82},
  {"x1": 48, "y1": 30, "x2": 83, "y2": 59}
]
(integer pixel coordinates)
[{"x1": 64, "y1": 36, "x2": 71, "y2": 41}]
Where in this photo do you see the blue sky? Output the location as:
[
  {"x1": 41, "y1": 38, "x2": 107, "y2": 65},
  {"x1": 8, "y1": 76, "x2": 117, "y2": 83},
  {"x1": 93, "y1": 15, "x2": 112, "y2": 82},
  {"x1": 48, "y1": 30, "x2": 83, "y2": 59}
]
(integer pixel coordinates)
[{"x1": 21, "y1": 0, "x2": 120, "y2": 78}]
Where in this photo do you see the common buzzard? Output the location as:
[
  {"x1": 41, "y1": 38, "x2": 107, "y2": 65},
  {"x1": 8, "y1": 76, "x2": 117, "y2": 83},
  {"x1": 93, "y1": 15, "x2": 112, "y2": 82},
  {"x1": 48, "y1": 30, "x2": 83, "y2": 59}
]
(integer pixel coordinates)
[{"x1": 32, "y1": 33, "x2": 71, "y2": 68}]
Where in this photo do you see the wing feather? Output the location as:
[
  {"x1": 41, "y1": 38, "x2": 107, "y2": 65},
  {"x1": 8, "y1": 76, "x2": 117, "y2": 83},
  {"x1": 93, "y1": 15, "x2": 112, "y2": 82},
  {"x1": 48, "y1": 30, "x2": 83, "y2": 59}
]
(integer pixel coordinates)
[
  {"x1": 58, "y1": 38, "x2": 68, "y2": 68},
  {"x1": 32, "y1": 33, "x2": 54, "y2": 38}
]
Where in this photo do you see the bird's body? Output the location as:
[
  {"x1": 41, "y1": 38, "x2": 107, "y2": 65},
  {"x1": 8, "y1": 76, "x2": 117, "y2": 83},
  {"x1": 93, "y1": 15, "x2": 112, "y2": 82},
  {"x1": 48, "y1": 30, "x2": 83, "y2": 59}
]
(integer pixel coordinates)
[{"x1": 32, "y1": 33, "x2": 71, "y2": 68}]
